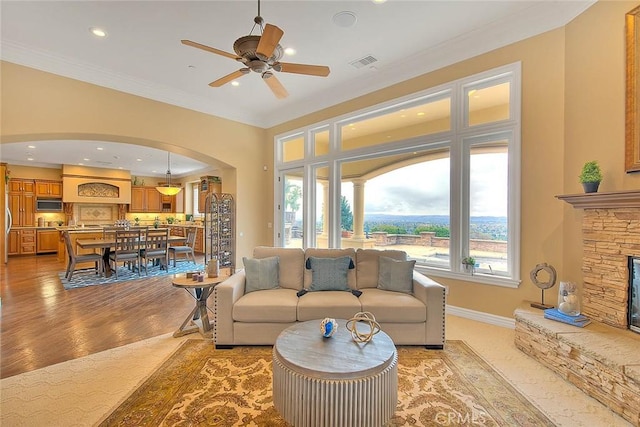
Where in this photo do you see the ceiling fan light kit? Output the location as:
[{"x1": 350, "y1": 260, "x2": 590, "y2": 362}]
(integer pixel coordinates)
[{"x1": 182, "y1": 0, "x2": 330, "y2": 99}]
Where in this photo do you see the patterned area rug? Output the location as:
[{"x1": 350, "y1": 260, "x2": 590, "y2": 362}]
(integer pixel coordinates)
[
  {"x1": 100, "y1": 340, "x2": 554, "y2": 426},
  {"x1": 59, "y1": 262, "x2": 205, "y2": 289}
]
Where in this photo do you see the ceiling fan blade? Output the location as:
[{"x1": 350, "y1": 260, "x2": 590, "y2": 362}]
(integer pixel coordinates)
[
  {"x1": 256, "y1": 24, "x2": 284, "y2": 59},
  {"x1": 209, "y1": 69, "x2": 249, "y2": 87},
  {"x1": 181, "y1": 39, "x2": 240, "y2": 60},
  {"x1": 278, "y1": 62, "x2": 330, "y2": 77},
  {"x1": 263, "y1": 72, "x2": 288, "y2": 99}
]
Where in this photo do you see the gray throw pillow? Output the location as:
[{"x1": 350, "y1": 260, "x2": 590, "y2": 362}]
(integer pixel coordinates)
[
  {"x1": 243, "y1": 256, "x2": 279, "y2": 293},
  {"x1": 308, "y1": 256, "x2": 351, "y2": 291},
  {"x1": 377, "y1": 256, "x2": 415, "y2": 294}
]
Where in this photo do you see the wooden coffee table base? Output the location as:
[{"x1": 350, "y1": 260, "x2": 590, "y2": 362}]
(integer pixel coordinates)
[{"x1": 272, "y1": 320, "x2": 398, "y2": 427}]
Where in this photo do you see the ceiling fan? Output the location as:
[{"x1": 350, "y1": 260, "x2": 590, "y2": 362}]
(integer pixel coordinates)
[{"x1": 181, "y1": 0, "x2": 330, "y2": 99}]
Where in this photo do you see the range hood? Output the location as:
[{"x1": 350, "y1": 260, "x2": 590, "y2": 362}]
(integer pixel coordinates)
[{"x1": 62, "y1": 165, "x2": 132, "y2": 204}]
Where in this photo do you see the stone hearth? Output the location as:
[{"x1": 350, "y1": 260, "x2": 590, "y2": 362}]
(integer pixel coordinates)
[{"x1": 512, "y1": 190, "x2": 640, "y2": 425}]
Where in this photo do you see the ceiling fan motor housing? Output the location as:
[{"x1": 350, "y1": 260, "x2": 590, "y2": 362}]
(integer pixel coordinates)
[{"x1": 233, "y1": 35, "x2": 283, "y2": 64}]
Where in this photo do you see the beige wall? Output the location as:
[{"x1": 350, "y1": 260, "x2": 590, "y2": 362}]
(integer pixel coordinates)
[
  {"x1": 2, "y1": 1, "x2": 635, "y2": 318},
  {"x1": 0, "y1": 62, "x2": 272, "y2": 264},
  {"x1": 563, "y1": 0, "x2": 640, "y2": 284}
]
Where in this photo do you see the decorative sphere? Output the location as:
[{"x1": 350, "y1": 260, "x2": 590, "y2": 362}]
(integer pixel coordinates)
[
  {"x1": 320, "y1": 318, "x2": 338, "y2": 338},
  {"x1": 346, "y1": 312, "x2": 381, "y2": 343}
]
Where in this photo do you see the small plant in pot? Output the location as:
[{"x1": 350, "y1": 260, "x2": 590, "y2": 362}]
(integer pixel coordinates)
[
  {"x1": 579, "y1": 161, "x2": 603, "y2": 193},
  {"x1": 462, "y1": 256, "x2": 476, "y2": 275}
]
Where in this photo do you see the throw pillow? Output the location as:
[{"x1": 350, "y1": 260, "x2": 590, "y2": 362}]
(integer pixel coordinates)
[
  {"x1": 243, "y1": 256, "x2": 279, "y2": 293},
  {"x1": 308, "y1": 256, "x2": 351, "y2": 291},
  {"x1": 377, "y1": 256, "x2": 415, "y2": 294}
]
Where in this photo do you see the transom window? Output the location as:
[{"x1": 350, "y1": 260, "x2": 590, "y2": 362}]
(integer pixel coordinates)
[{"x1": 275, "y1": 63, "x2": 521, "y2": 287}]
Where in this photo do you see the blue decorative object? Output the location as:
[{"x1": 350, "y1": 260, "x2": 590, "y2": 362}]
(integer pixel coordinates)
[{"x1": 320, "y1": 318, "x2": 338, "y2": 338}]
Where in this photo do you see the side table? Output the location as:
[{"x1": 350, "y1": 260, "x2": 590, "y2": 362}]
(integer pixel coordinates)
[{"x1": 172, "y1": 275, "x2": 229, "y2": 338}]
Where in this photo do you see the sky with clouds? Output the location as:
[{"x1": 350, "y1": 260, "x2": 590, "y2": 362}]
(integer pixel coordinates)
[{"x1": 342, "y1": 153, "x2": 508, "y2": 218}]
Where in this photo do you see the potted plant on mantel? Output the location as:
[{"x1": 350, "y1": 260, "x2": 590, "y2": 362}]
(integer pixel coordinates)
[{"x1": 579, "y1": 160, "x2": 603, "y2": 193}]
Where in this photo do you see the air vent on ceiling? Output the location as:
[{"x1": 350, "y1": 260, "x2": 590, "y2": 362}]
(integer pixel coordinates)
[
  {"x1": 96, "y1": 161, "x2": 113, "y2": 165},
  {"x1": 349, "y1": 55, "x2": 378, "y2": 69}
]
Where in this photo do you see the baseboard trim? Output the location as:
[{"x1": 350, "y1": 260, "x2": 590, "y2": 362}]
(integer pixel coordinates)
[{"x1": 446, "y1": 305, "x2": 515, "y2": 329}]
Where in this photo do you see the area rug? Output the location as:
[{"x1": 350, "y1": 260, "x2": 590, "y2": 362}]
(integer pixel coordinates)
[
  {"x1": 59, "y1": 262, "x2": 205, "y2": 290},
  {"x1": 100, "y1": 340, "x2": 554, "y2": 427}
]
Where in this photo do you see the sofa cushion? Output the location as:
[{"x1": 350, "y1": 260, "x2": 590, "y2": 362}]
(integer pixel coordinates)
[
  {"x1": 304, "y1": 248, "x2": 357, "y2": 290},
  {"x1": 308, "y1": 256, "x2": 351, "y2": 291},
  {"x1": 233, "y1": 288, "x2": 298, "y2": 323},
  {"x1": 297, "y1": 291, "x2": 363, "y2": 321},
  {"x1": 359, "y1": 288, "x2": 426, "y2": 323},
  {"x1": 356, "y1": 249, "x2": 407, "y2": 289},
  {"x1": 377, "y1": 256, "x2": 415, "y2": 294},
  {"x1": 243, "y1": 256, "x2": 279, "y2": 293},
  {"x1": 254, "y1": 246, "x2": 304, "y2": 291}
]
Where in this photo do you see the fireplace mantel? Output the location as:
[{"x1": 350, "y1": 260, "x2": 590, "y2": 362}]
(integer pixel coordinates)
[{"x1": 557, "y1": 190, "x2": 640, "y2": 209}]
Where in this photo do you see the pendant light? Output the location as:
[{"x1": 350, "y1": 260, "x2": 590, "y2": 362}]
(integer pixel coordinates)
[{"x1": 156, "y1": 152, "x2": 182, "y2": 196}]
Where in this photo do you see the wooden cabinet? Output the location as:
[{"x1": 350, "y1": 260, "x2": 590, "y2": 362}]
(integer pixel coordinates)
[
  {"x1": 37, "y1": 229, "x2": 59, "y2": 253},
  {"x1": 7, "y1": 230, "x2": 19, "y2": 255},
  {"x1": 129, "y1": 187, "x2": 164, "y2": 213},
  {"x1": 161, "y1": 194, "x2": 174, "y2": 213},
  {"x1": 198, "y1": 177, "x2": 222, "y2": 213},
  {"x1": 8, "y1": 179, "x2": 35, "y2": 227},
  {"x1": 169, "y1": 226, "x2": 184, "y2": 237},
  {"x1": 35, "y1": 180, "x2": 63, "y2": 198},
  {"x1": 8, "y1": 229, "x2": 36, "y2": 255},
  {"x1": 194, "y1": 228, "x2": 204, "y2": 253}
]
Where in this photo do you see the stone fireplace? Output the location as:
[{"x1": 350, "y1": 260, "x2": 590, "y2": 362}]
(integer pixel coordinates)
[
  {"x1": 558, "y1": 190, "x2": 640, "y2": 333},
  {"x1": 511, "y1": 190, "x2": 640, "y2": 425}
]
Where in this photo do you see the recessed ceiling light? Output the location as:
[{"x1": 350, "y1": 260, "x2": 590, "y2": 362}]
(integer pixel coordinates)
[
  {"x1": 27, "y1": 145, "x2": 36, "y2": 149},
  {"x1": 371, "y1": 0, "x2": 387, "y2": 3},
  {"x1": 333, "y1": 11, "x2": 357, "y2": 28},
  {"x1": 27, "y1": 157, "x2": 34, "y2": 161},
  {"x1": 90, "y1": 27, "x2": 107, "y2": 38},
  {"x1": 83, "y1": 158, "x2": 90, "y2": 161},
  {"x1": 231, "y1": 81, "x2": 240, "y2": 87},
  {"x1": 96, "y1": 147, "x2": 104, "y2": 151},
  {"x1": 284, "y1": 47, "x2": 296, "y2": 56},
  {"x1": 417, "y1": 112, "x2": 425, "y2": 116}
]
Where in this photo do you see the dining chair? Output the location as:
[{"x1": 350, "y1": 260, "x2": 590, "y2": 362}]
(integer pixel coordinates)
[
  {"x1": 169, "y1": 227, "x2": 197, "y2": 267},
  {"x1": 109, "y1": 228, "x2": 142, "y2": 279},
  {"x1": 63, "y1": 231, "x2": 103, "y2": 280},
  {"x1": 141, "y1": 228, "x2": 170, "y2": 274}
]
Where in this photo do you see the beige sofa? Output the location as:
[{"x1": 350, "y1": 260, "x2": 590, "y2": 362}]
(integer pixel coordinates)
[{"x1": 213, "y1": 247, "x2": 447, "y2": 349}]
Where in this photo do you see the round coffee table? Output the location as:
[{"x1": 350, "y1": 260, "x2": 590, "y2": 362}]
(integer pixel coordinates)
[{"x1": 272, "y1": 319, "x2": 398, "y2": 427}]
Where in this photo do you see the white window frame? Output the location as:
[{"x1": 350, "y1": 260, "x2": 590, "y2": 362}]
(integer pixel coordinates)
[{"x1": 274, "y1": 63, "x2": 521, "y2": 288}]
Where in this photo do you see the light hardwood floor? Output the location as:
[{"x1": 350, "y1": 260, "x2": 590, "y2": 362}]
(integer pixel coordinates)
[{"x1": 0, "y1": 253, "x2": 201, "y2": 379}]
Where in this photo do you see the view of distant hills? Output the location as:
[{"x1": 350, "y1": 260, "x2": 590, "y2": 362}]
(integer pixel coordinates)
[{"x1": 363, "y1": 214, "x2": 507, "y2": 241}]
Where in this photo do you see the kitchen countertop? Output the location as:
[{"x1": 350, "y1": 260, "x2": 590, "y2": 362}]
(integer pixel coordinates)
[
  {"x1": 9, "y1": 226, "x2": 58, "y2": 230},
  {"x1": 55, "y1": 224, "x2": 204, "y2": 233}
]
